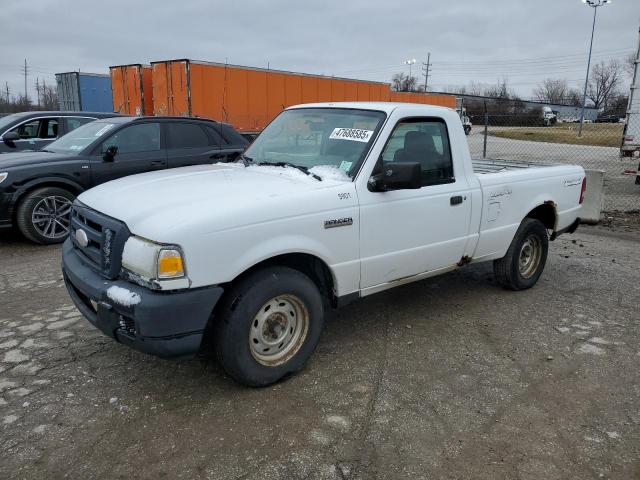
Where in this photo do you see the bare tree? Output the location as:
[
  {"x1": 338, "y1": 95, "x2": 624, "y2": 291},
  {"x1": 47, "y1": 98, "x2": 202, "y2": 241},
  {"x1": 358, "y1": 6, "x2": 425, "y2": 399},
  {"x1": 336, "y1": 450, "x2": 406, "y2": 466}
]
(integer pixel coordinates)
[
  {"x1": 624, "y1": 52, "x2": 636, "y2": 78},
  {"x1": 533, "y1": 78, "x2": 569, "y2": 104},
  {"x1": 483, "y1": 78, "x2": 512, "y2": 99},
  {"x1": 587, "y1": 59, "x2": 622, "y2": 109},
  {"x1": 566, "y1": 88, "x2": 583, "y2": 107},
  {"x1": 390, "y1": 73, "x2": 420, "y2": 92}
]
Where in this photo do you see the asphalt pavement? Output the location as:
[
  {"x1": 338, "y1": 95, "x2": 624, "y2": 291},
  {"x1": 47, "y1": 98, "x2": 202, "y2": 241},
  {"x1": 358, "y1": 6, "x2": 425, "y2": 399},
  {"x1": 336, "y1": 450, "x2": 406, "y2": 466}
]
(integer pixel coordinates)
[{"x1": 1, "y1": 222, "x2": 639, "y2": 479}]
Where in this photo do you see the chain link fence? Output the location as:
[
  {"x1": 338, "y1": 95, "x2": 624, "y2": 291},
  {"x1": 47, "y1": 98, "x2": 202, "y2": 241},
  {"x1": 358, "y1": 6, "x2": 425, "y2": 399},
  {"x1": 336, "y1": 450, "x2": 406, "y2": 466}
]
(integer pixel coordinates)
[{"x1": 466, "y1": 113, "x2": 639, "y2": 214}]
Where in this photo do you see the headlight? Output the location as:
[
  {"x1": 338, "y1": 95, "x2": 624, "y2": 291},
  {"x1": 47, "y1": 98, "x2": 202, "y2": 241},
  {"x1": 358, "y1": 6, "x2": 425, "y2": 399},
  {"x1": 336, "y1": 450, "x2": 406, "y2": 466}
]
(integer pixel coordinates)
[
  {"x1": 0, "y1": 173, "x2": 7, "y2": 184},
  {"x1": 121, "y1": 236, "x2": 186, "y2": 281}
]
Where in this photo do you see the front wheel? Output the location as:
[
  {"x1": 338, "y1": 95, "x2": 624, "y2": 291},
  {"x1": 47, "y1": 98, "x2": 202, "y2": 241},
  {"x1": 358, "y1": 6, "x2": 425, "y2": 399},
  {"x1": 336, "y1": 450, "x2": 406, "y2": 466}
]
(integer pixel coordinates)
[
  {"x1": 493, "y1": 218, "x2": 548, "y2": 290},
  {"x1": 213, "y1": 266, "x2": 324, "y2": 387},
  {"x1": 16, "y1": 187, "x2": 75, "y2": 244}
]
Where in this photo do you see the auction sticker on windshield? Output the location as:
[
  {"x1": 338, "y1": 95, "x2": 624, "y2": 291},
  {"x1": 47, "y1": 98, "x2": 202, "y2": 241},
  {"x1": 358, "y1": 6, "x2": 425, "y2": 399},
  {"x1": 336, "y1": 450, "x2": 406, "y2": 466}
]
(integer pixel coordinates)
[
  {"x1": 329, "y1": 127, "x2": 374, "y2": 143},
  {"x1": 94, "y1": 124, "x2": 114, "y2": 137}
]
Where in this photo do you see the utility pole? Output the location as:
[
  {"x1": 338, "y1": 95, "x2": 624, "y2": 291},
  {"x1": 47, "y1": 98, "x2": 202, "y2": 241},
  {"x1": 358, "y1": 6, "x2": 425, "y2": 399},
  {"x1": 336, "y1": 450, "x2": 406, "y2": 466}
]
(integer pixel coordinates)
[
  {"x1": 421, "y1": 52, "x2": 432, "y2": 92},
  {"x1": 21, "y1": 59, "x2": 29, "y2": 101},
  {"x1": 578, "y1": 0, "x2": 611, "y2": 137},
  {"x1": 4, "y1": 82, "x2": 9, "y2": 103},
  {"x1": 35, "y1": 77, "x2": 41, "y2": 108}
]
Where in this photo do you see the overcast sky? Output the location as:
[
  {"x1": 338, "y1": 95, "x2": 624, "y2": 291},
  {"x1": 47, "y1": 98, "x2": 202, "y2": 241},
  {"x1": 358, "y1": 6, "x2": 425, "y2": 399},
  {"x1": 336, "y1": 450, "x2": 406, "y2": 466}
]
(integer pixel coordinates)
[{"x1": 1, "y1": 0, "x2": 639, "y2": 101}]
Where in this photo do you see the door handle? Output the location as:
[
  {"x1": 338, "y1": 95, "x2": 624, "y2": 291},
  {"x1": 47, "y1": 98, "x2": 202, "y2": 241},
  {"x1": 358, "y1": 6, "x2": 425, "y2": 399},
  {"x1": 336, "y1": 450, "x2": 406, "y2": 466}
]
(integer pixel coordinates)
[
  {"x1": 150, "y1": 160, "x2": 165, "y2": 166},
  {"x1": 450, "y1": 195, "x2": 464, "y2": 205}
]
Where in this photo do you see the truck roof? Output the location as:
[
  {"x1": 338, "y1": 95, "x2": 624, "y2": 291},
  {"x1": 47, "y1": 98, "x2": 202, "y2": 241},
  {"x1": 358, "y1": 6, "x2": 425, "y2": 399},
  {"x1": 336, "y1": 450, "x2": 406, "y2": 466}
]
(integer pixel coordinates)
[{"x1": 286, "y1": 101, "x2": 455, "y2": 115}]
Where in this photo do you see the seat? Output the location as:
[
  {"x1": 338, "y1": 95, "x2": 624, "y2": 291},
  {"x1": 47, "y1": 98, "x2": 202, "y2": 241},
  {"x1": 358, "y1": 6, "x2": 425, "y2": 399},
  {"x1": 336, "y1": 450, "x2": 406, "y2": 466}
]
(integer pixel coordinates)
[
  {"x1": 393, "y1": 130, "x2": 436, "y2": 164},
  {"x1": 51, "y1": 123, "x2": 58, "y2": 138}
]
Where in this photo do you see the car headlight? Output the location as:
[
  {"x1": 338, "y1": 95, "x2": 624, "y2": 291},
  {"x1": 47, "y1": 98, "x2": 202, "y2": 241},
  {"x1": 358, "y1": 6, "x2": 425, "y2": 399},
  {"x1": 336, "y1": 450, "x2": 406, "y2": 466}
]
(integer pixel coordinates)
[
  {"x1": 121, "y1": 236, "x2": 185, "y2": 281},
  {"x1": 0, "y1": 173, "x2": 7, "y2": 184}
]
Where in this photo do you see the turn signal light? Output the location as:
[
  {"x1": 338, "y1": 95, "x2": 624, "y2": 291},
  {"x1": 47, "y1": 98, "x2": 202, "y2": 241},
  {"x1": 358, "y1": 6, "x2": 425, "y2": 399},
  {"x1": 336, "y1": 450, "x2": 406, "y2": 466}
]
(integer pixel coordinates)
[{"x1": 158, "y1": 249, "x2": 185, "y2": 279}]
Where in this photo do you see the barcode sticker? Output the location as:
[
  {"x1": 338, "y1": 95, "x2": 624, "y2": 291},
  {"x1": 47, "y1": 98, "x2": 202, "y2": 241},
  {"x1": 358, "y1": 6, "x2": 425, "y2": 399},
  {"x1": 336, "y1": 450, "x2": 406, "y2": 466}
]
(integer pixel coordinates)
[{"x1": 329, "y1": 127, "x2": 374, "y2": 142}]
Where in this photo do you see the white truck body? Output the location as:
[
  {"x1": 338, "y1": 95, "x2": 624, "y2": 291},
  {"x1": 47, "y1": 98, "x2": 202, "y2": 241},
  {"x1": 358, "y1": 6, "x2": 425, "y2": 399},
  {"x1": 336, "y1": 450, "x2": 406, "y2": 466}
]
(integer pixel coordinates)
[{"x1": 78, "y1": 103, "x2": 583, "y2": 297}]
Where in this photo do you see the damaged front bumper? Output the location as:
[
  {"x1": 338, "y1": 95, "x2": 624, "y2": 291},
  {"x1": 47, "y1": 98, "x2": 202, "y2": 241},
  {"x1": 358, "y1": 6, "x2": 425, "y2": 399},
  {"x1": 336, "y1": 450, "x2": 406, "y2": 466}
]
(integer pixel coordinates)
[{"x1": 61, "y1": 239, "x2": 223, "y2": 359}]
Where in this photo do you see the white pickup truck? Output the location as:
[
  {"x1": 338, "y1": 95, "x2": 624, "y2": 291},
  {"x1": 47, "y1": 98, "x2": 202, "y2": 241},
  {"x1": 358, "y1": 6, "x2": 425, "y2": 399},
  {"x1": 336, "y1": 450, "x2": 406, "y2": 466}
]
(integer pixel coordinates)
[{"x1": 62, "y1": 102, "x2": 585, "y2": 386}]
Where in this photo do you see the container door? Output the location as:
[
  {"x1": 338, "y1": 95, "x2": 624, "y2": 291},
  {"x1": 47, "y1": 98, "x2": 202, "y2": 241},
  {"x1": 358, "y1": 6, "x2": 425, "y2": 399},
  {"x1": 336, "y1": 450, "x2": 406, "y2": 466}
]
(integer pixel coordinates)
[{"x1": 56, "y1": 73, "x2": 80, "y2": 111}]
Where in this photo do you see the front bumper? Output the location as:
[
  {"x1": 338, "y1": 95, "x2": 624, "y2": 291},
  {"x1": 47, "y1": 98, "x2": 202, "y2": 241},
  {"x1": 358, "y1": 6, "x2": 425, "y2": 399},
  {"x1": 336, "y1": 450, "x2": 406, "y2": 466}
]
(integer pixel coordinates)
[{"x1": 62, "y1": 239, "x2": 223, "y2": 359}]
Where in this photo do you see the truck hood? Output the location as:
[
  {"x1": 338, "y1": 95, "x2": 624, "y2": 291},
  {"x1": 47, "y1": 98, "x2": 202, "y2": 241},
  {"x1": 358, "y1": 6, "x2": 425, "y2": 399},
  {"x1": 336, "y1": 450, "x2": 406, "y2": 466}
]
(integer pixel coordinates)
[
  {"x1": 78, "y1": 163, "x2": 351, "y2": 241},
  {"x1": 0, "y1": 151, "x2": 76, "y2": 169}
]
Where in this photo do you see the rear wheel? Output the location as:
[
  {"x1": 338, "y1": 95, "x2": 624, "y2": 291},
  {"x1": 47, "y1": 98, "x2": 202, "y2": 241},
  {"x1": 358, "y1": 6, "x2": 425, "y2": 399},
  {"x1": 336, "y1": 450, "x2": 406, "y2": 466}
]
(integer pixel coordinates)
[
  {"x1": 493, "y1": 218, "x2": 548, "y2": 290},
  {"x1": 16, "y1": 187, "x2": 75, "y2": 244},
  {"x1": 213, "y1": 266, "x2": 324, "y2": 387}
]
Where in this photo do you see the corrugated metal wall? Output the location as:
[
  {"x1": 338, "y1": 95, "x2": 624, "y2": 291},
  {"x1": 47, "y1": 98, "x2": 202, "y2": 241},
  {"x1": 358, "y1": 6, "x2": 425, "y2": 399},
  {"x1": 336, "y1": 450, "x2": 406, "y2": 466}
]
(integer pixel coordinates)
[
  {"x1": 150, "y1": 59, "x2": 456, "y2": 131},
  {"x1": 111, "y1": 65, "x2": 153, "y2": 115},
  {"x1": 56, "y1": 72, "x2": 113, "y2": 112}
]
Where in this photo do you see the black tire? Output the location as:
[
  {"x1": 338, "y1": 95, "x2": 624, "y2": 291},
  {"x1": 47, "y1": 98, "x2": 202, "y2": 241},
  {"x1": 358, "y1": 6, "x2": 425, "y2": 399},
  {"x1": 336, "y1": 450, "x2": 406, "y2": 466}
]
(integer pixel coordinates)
[
  {"x1": 493, "y1": 218, "x2": 548, "y2": 291},
  {"x1": 16, "y1": 187, "x2": 75, "y2": 244},
  {"x1": 213, "y1": 266, "x2": 324, "y2": 387},
  {"x1": 464, "y1": 125, "x2": 471, "y2": 136}
]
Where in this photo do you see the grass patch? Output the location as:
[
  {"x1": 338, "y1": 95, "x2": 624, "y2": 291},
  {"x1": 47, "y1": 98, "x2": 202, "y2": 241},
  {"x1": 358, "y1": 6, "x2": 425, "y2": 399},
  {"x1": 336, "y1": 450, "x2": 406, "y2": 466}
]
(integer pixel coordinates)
[{"x1": 490, "y1": 123, "x2": 623, "y2": 147}]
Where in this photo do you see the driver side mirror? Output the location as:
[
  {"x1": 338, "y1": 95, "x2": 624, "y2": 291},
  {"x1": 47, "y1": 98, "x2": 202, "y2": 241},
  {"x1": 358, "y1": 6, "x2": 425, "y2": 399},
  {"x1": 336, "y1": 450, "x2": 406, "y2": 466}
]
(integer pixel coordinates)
[
  {"x1": 2, "y1": 131, "x2": 20, "y2": 145},
  {"x1": 368, "y1": 161, "x2": 422, "y2": 192},
  {"x1": 102, "y1": 145, "x2": 118, "y2": 162}
]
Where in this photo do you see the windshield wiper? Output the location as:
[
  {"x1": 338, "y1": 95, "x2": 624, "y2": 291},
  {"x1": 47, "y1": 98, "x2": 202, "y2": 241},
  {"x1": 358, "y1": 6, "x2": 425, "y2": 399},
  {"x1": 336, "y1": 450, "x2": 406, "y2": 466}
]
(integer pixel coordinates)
[
  {"x1": 258, "y1": 161, "x2": 322, "y2": 181},
  {"x1": 236, "y1": 153, "x2": 254, "y2": 166}
]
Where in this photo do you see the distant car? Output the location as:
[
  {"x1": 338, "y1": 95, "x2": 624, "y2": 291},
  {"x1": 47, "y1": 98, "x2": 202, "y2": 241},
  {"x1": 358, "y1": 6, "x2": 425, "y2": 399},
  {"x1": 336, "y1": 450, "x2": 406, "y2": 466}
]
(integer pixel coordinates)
[
  {"x1": 0, "y1": 111, "x2": 120, "y2": 154},
  {"x1": 0, "y1": 116, "x2": 248, "y2": 243}
]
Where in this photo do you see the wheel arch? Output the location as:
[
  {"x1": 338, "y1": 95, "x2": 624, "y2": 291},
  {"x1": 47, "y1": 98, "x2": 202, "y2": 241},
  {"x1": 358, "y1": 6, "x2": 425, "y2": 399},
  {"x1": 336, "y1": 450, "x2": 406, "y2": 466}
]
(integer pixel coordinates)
[
  {"x1": 12, "y1": 178, "x2": 83, "y2": 219},
  {"x1": 225, "y1": 252, "x2": 337, "y2": 306},
  {"x1": 524, "y1": 201, "x2": 557, "y2": 232}
]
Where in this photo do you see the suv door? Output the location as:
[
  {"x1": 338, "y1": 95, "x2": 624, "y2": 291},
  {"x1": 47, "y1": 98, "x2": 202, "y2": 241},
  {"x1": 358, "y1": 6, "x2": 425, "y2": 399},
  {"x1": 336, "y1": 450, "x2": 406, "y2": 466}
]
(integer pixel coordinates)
[
  {"x1": 357, "y1": 117, "x2": 473, "y2": 291},
  {"x1": 90, "y1": 122, "x2": 167, "y2": 185},
  {"x1": 166, "y1": 122, "x2": 221, "y2": 168},
  {"x1": 4, "y1": 117, "x2": 60, "y2": 152}
]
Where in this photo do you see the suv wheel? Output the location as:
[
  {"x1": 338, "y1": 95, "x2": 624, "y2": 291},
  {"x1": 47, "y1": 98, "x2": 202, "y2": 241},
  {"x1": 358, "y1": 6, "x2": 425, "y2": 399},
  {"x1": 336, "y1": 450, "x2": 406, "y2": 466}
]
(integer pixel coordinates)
[
  {"x1": 213, "y1": 266, "x2": 324, "y2": 387},
  {"x1": 16, "y1": 187, "x2": 75, "y2": 244}
]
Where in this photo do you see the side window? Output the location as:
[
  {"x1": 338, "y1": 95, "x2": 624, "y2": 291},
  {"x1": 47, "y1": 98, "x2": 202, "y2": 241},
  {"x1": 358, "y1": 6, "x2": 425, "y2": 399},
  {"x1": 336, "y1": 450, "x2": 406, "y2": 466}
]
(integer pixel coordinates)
[
  {"x1": 168, "y1": 123, "x2": 210, "y2": 149},
  {"x1": 10, "y1": 118, "x2": 59, "y2": 139},
  {"x1": 202, "y1": 125, "x2": 227, "y2": 146},
  {"x1": 41, "y1": 118, "x2": 59, "y2": 139},
  {"x1": 66, "y1": 117, "x2": 94, "y2": 133},
  {"x1": 11, "y1": 120, "x2": 40, "y2": 139},
  {"x1": 102, "y1": 123, "x2": 161, "y2": 154},
  {"x1": 220, "y1": 124, "x2": 247, "y2": 146},
  {"x1": 381, "y1": 119, "x2": 454, "y2": 186}
]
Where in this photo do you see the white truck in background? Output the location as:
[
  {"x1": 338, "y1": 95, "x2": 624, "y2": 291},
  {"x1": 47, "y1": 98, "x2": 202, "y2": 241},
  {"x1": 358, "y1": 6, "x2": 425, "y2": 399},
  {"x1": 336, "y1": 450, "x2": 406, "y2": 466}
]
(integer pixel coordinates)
[
  {"x1": 620, "y1": 27, "x2": 640, "y2": 186},
  {"x1": 62, "y1": 102, "x2": 585, "y2": 387}
]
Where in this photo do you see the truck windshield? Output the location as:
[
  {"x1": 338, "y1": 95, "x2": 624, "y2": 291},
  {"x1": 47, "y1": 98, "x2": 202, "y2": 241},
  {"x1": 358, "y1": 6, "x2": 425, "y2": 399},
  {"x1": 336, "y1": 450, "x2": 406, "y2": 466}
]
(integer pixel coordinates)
[
  {"x1": 45, "y1": 121, "x2": 117, "y2": 154},
  {"x1": 243, "y1": 108, "x2": 386, "y2": 179}
]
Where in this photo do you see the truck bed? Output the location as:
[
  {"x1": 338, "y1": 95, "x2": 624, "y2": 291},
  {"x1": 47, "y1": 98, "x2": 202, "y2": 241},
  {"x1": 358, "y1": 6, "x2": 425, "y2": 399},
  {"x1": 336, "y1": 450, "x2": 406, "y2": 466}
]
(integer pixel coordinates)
[{"x1": 472, "y1": 158, "x2": 549, "y2": 174}]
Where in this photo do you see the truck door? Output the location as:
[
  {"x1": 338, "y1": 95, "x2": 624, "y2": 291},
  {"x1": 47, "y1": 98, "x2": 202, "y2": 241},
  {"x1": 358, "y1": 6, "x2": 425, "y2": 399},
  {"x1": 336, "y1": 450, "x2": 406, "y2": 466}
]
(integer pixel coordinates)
[
  {"x1": 90, "y1": 122, "x2": 167, "y2": 186},
  {"x1": 357, "y1": 117, "x2": 473, "y2": 291}
]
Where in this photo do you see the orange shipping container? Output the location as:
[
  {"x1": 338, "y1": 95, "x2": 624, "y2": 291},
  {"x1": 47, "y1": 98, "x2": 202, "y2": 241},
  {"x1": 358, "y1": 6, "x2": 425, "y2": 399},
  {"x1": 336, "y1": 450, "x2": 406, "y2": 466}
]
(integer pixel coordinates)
[
  {"x1": 110, "y1": 64, "x2": 153, "y2": 115},
  {"x1": 150, "y1": 59, "x2": 456, "y2": 132}
]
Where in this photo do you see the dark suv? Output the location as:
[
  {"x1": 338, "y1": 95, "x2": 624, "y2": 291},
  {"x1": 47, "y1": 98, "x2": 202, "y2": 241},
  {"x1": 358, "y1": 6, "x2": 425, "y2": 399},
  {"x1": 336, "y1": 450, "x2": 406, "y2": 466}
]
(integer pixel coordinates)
[
  {"x1": 0, "y1": 111, "x2": 120, "y2": 153},
  {"x1": 0, "y1": 116, "x2": 248, "y2": 244}
]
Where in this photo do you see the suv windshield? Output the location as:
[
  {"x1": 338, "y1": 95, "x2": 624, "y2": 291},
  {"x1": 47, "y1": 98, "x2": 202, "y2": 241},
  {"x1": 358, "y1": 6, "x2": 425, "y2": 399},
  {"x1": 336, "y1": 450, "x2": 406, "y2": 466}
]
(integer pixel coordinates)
[
  {"x1": 243, "y1": 108, "x2": 386, "y2": 179},
  {"x1": 45, "y1": 121, "x2": 117, "y2": 154}
]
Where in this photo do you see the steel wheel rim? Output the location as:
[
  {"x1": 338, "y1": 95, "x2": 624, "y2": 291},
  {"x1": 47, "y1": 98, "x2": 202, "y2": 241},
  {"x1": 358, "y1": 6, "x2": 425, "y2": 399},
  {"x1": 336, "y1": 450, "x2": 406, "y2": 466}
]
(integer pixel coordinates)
[
  {"x1": 249, "y1": 294, "x2": 309, "y2": 366},
  {"x1": 31, "y1": 195, "x2": 72, "y2": 240},
  {"x1": 518, "y1": 235, "x2": 542, "y2": 279}
]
